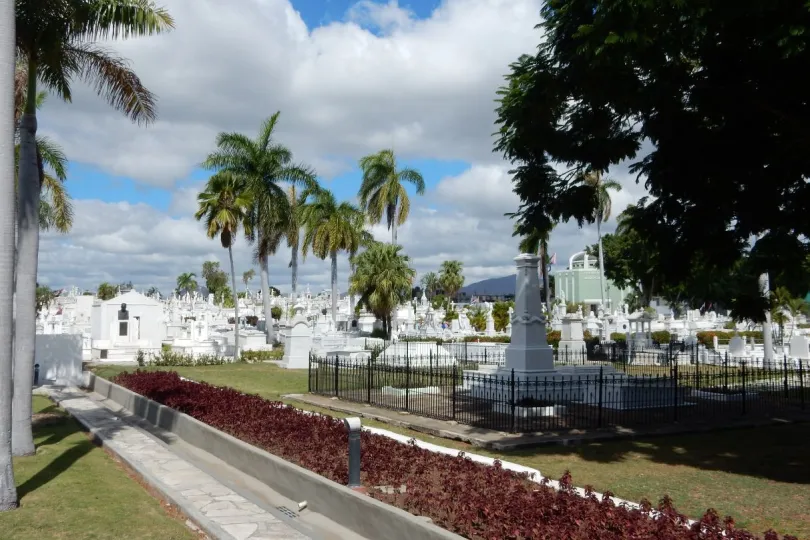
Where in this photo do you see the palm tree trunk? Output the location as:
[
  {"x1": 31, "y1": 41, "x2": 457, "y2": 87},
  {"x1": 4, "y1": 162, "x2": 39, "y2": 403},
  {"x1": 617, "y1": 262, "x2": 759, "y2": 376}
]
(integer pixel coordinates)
[
  {"x1": 291, "y1": 241, "x2": 299, "y2": 303},
  {"x1": 12, "y1": 59, "x2": 40, "y2": 457},
  {"x1": 0, "y1": 0, "x2": 20, "y2": 506},
  {"x1": 330, "y1": 251, "x2": 338, "y2": 325},
  {"x1": 349, "y1": 262, "x2": 356, "y2": 328},
  {"x1": 228, "y1": 245, "x2": 240, "y2": 357},
  {"x1": 259, "y1": 254, "x2": 273, "y2": 344},
  {"x1": 597, "y1": 215, "x2": 607, "y2": 313},
  {"x1": 392, "y1": 216, "x2": 397, "y2": 245}
]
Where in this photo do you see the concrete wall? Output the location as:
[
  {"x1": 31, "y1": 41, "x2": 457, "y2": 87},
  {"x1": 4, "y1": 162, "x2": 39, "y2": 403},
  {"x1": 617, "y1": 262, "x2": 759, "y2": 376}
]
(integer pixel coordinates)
[
  {"x1": 85, "y1": 374, "x2": 461, "y2": 540},
  {"x1": 36, "y1": 334, "x2": 83, "y2": 385}
]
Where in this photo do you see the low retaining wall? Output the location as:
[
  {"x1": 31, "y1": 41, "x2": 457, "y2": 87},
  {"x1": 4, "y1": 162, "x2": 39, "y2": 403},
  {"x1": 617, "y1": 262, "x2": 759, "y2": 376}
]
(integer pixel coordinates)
[{"x1": 83, "y1": 372, "x2": 460, "y2": 540}]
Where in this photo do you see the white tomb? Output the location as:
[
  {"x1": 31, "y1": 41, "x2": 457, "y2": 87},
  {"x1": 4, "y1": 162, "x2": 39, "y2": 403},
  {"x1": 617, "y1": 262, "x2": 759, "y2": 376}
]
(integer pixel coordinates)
[{"x1": 90, "y1": 290, "x2": 163, "y2": 362}]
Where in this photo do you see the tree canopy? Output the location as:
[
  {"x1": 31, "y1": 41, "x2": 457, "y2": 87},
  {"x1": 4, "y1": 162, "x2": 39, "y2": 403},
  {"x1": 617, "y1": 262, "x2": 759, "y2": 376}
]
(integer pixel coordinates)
[{"x1": 495, "y1": 1, "x2": 810, "y2": 317}]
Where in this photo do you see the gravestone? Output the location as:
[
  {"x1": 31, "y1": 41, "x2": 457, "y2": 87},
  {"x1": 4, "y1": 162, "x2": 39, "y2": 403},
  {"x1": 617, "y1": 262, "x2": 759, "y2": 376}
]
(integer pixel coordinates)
[
  {"x1": 559, "y1": 315, "x2": 586, "y2": 355},
  {"x1": 505, "y1": 254, "x2": 554, "y2": 371},
  {"x1": 789, "y1": 335, "x2": 810, "y2": 360},
  {"x1": 728, "y1": 335, "x2": 745, "y2": 357}
]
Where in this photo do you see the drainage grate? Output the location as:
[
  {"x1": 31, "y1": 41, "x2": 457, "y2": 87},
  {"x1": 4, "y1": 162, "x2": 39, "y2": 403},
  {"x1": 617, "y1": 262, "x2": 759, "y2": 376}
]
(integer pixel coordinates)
[{"x1": 276, "y1": 506, "x2": 298, "y2": 519}]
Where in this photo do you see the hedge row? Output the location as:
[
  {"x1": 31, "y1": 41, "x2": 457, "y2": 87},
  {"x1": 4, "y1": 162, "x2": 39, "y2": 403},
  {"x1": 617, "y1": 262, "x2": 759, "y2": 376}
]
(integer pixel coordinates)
[
  {"x1": 696, "y1": 331, "x2": 764, "y2": 349},
  {"x1": 112, "y1": 371, "x2": 793, "y2": 540}
]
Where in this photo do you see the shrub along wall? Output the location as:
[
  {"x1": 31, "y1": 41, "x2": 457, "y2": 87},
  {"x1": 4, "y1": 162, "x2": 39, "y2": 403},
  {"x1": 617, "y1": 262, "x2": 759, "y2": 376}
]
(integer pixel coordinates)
[
  {"x1": 696, "y1": 331, "x2": 764, "y2": 349},
  {"x1": 112, "y1": 370, "x2": 793, "y2": 540}
]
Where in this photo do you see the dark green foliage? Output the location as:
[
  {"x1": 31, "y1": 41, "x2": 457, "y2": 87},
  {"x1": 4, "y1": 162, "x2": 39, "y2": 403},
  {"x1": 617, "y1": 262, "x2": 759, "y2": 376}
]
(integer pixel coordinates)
[{"x1": 495, "y1": 0, "x2": 810, "y2": 321}]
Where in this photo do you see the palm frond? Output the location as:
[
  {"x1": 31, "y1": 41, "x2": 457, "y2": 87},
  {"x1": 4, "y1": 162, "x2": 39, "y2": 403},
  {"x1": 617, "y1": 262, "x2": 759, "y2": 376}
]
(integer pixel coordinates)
[
  {"x1": 63, "y1": 42, "x2": 158, "y2": 124},
  {"x1": 74, "y1": 0, "x2": 175, "y2": 41}
]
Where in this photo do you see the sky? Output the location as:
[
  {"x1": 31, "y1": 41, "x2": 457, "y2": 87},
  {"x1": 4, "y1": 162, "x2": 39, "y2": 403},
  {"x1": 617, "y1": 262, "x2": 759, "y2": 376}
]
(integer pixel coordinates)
[{"x1": 37, "y1": 0, "x2": 649, "y2": 295}]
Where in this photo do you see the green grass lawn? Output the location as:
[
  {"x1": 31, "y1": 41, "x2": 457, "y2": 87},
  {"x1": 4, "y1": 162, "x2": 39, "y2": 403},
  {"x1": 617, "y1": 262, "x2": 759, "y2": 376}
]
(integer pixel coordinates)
[
  {"x1": 0, "y1": 396, "x2": 195, "y2": 540},
  {"x1": 92, "y1": 363, "x2": 810, "y2": 538}
]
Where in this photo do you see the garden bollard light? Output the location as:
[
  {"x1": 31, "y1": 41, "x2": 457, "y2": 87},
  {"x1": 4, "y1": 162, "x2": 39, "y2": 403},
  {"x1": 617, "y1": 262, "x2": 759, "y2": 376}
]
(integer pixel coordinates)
[
  {"x1": 344, "y1": 417, "x2": 362, "y2": 489},
  {"x1": 33, "y1": 363, "x2": 40, "y2": 386}
]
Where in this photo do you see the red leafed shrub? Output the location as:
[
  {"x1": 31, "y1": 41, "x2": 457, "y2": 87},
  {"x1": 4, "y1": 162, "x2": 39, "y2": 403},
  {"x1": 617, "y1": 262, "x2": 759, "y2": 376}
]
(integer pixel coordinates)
[{"x1": 113, "y1": 371, "x2": 795, "y2": 540}]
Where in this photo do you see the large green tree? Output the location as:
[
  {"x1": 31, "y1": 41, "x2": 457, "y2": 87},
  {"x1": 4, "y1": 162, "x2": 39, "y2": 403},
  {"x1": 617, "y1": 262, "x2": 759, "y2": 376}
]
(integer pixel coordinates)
[
  {"x1": 0, "y1": 0, "x2": 17, "y2": 509},
  {"x1": 195, "y1": 172, "x2": 253, "y2": 354},
  {"x1": 176, "y1": 272, "x2": 197, "y2": 294},
  {"x1": 300, "y1": 188, "x2": 370, "y2": 325},
  {"x1": 358, "y1": 149, "x2": 425, "y2": 245},
  {"x1": 202, "y1": 112, "x2": 315, "y2": 343},
  {"x1": 495, "y1": 0, "x2": 810, "y2": 323},
  {"x1": 12, "y1": 0, "x2": 173, "y2": 457},
  {"x1": 349, "y1": 242, "x2": 415, "y2": 337}
]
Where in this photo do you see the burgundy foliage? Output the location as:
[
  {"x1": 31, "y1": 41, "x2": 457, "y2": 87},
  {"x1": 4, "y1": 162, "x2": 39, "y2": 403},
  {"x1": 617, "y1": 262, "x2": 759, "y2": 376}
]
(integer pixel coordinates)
[{"x1": 113, "y1": 370, "x2": 795, "y2": 540}]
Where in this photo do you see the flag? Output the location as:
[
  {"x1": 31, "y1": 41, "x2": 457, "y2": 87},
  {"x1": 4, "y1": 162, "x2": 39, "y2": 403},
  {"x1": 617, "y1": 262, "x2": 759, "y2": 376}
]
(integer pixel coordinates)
[{"x1": 550, "y1": 253, "x2": 557, "y2": 265}]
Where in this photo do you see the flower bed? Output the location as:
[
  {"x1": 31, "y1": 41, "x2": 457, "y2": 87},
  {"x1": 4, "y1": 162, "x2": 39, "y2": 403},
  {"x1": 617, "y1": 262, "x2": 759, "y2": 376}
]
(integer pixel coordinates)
[{"x1": 112, "y1": 370, "x2": 793, "y2": 540}]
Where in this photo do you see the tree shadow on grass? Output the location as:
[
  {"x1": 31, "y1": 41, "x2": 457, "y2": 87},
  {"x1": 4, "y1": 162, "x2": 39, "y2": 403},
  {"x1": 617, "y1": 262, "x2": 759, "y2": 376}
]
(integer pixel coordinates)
[{"x1": 499, "y1": 422, "x2": 810, "y2": 485}]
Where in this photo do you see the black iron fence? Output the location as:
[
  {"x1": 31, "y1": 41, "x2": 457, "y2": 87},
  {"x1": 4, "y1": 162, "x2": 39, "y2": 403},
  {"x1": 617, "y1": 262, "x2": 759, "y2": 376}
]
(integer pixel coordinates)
[{"x1": 308, "y1": 350, "x2": 807, "y2": 433}]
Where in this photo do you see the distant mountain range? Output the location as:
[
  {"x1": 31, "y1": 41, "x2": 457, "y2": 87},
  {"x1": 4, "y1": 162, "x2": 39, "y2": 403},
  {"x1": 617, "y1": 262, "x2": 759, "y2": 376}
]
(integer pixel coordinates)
[{"x1": 460, "y1": 274, "x2": 516, "y2": 297}]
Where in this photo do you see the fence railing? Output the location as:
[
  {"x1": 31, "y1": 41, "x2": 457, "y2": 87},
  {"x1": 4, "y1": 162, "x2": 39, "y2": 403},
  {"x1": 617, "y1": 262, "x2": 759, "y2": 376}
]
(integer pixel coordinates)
[{"x1": 308, "y1": 352, "x2": 807, "y2": 433}]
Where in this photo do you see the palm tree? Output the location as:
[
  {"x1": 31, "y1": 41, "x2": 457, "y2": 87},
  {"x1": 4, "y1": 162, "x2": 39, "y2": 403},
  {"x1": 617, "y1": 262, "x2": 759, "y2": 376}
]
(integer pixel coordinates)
[
  {"x1": 300, "y1": 188, "x2": 368, "y2": 325},
  {"x1": 195, "y1": 172, "x2": 253, "y2": 356},
  {"x1": 350, "y1": 243, "x2": 416, "y2": 337},
  {"x1": 420, "y1": 271, "x2": 439, "y2": 300},
  {"x1": 285, "y1": 184, "x2": 305, "y2": 303},
  {"x1": 515, "y1": 224, "x2": 553, "y2": 315},
  {"x1": 242, "y1": 269, "x2": 255, "y2": 293},
  {"x1": 582, "y1": 171, "x2": 622, "y2": 311},
  {"x1": 0, "y1": 0, "x2": 19, "y2": 510},
  {"x1": 438, "y1": 260, "x2": 464, "y2": 305},
  {"x1": 176, "y1": 272, "x2": 197, "y2": 294},
  {"x1": 358, "y1": 149, "x2": 425, "y2": 245},
  {"x1": 96, "y1": 282, "x2": 117, "y2": 301},
  {"x1": 12, "y1": 0, "x2": 174, "y2": 457},
  {"x1": 202, "y1": 112, "x2": 316, "y2": 343}
]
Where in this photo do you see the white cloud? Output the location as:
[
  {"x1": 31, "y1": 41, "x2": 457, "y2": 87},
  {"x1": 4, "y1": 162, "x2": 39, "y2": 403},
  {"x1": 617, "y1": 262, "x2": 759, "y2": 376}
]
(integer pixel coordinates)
[
  {"x1": 34, "y1": 0, "x2": 652, "y2": 292},
  {"x1": 38, "y1": 0, "x2": 545, "y2": 187}
]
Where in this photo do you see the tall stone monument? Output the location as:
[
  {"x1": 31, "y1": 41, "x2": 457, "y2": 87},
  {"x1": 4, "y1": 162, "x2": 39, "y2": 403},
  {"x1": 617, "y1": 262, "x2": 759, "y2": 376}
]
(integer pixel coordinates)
[{"x1": 505, "y1": 254, "x2": 554, "y2": 372}]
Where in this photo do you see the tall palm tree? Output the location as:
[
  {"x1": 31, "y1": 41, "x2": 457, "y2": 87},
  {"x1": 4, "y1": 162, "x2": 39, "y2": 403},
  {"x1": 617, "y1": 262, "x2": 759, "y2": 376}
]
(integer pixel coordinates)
[
  {"x1": 350, "y1": 243, "x2": 416, "y2": 337},
  {"x1": 12, "y1": 0, "x2": 173, "y2": 457},
  {"x1": 202, "y1": 112, "x2": 315, "y2": 343},
  {"x1": 285, "y1": 184, "x2": 305, "y2": 303},
  {"x1": 420, "y1": 271, "x2": 439, "y2": 300},
  {"x1": 438, "y1": 260, "x2": 464, "y2": 305},
  {"x1": 0, "y1": 0, "x2": 19, "y2": 511},
  {"x1": 582, "y1": 171, "x2": 622, "y2": 311},
  {"x1": 515, "y1": 223, "x2": 554, "y2": 315},
  {"x1": 242, "y1": 269, "x2": 255, "y2": 293},
  {"x1": 195, "y1": 172, "x2": 253, "y2": 356},
  {"x1": 176, "y1": 272, "x2": 197, "y2": 294},
  {"x1": 300, "y1": 188, "x2": 368, "y2": 325},
  {"x1": 358, "y1": 149, "x2": 425, "y2": 245}
]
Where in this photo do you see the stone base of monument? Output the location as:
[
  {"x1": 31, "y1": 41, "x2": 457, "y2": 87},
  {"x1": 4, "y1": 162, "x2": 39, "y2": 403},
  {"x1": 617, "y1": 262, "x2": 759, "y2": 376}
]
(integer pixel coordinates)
[
  {"x1": 492, "y1": 402, "x2": 567, "y2": 418},
  {"x1": 557, "y1": 341, "x2": 586, "y2": 357},
  {"x1": 580, "y1": 377, "x2": 693, "y2": 410},
  {"x1": 381, "y1": 385, "x2": 443, "y2": 397}
]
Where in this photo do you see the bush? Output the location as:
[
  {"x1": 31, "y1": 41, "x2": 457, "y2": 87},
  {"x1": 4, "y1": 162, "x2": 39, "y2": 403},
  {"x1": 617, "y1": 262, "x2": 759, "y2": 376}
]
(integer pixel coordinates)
[
  {"x1": 651, "y1": 330, "x2": 672, "y2": 345},
  {"x1": 111, "y1": 371, "x2": 794, "y2": 540},
  {"x1": 462, "y1": 335, "x2": 511, "y2": 343},
  {"x1": 546, "y1": 330, "x2": 561, "y2": 348},
  {"x1": 142, "y1": 350, "x2": 230, "y2": 366},
  {"x1": 610, "y1": 332, "x2": 627, "y2": 342},
  {"x1": 370, "y1": 328, "x2": 388, "y2": 340},
  {"x1": 271, "y1": 306, "x2": 283, "y2": 320},
  {"x1": 244, "y1": 315, "x2": 259, "y2": 327},
  {"x1": 240, "y1": 349, "x2": 283, "y2": 363}
]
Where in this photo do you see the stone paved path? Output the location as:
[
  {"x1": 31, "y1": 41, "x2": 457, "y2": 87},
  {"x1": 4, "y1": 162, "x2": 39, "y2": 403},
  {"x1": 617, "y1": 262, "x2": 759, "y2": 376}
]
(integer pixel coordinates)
[{"x1": 45, "y1": 386, "x2": 310, "y2": 540}]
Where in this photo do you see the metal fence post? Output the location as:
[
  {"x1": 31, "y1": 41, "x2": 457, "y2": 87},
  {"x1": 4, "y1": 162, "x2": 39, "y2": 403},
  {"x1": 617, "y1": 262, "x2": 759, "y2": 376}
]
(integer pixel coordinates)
[
  {"x1": 307, "y1": 352, "x2": 312, "y2": 392},
  {"x1": 800, "y1": 360, "x2": 805, "y2": 410},
  {"x1": 784, "y1": 354, "x2": 789, "y2": 399},
  {"x1": 597, "y1": 367, "x2": 604, "y2": 428},
  {"x1": 673, "y1": 362, "x2": 679, "y2": 422},
  {"x1": 724, "y1": 351, "x2": 729, "y2": 391},
  {"x1": 452, "y1": 364, "x2": 457, "y2": 420},
  {"x1": 510, "y1": 369, "x2": 516, "y2": 433},
  {"x1": 405, "y1": 353, "x2": 410, "y2": 412},
  {"x1": 334, "y1": 355, "x2": 339, "y2": 398},
  {"x1": 33, "y1": 363, "x2": 40, "y2": 387},
  {"x1": 366, "y1": 356, "x2": 372, "y2": 404},
  {"x1": 741, "y1": 361, "x2": 747, "y2": 415},
  {"x1": 344, "y1": 417, "x2": 362, "y2": 489}
]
